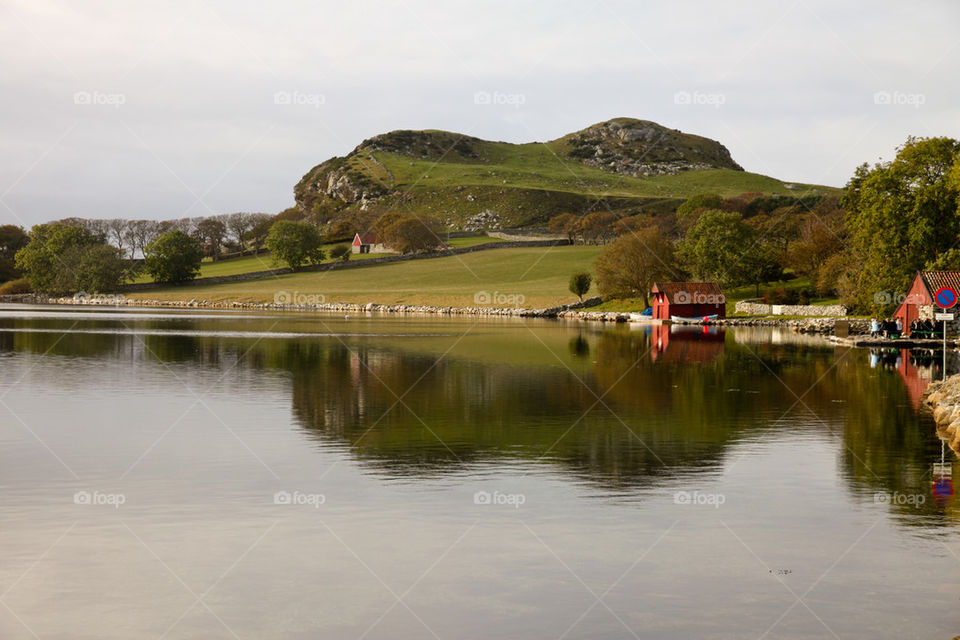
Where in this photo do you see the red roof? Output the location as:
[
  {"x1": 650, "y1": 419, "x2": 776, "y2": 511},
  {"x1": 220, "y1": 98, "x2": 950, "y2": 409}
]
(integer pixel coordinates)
[
  {"x1": 354, "y1": 233, "x2": 378, "y2": 245},
  {"x1": 652, "y1": 282, "x2": 724, "y2": 298},
  {"x1": 920, "y1": 271, "x2": 960, "y2": 295}
]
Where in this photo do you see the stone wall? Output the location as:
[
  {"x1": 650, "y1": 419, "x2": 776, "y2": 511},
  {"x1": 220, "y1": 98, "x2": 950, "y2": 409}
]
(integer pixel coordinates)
[
  {"x1": 734, "y1": 299, "x2": 848, "y2": 317},
  {"x1": 487, "y1": 230, "x2": 565, "y2": 242},
  {"x1": 117, "y1": 238, "x2": 570, "y2": 292}
]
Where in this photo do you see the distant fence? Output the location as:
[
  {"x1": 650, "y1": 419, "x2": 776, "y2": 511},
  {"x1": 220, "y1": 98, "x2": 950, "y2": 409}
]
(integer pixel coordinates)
[
  {"x1": 117, "y1": 238, "x2": 570, "y2": 292},
  {"x1": 735, "y1": 299, "x2": 849, "y2": 317}
]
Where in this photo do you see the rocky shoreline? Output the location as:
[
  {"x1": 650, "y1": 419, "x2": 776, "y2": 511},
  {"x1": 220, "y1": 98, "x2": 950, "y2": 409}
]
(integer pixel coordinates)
[
  {"x1": 923, "y1": 375, "x2": 960, "y2": 451},
  {"x1": 1, "y1": 292, "x2": 866, "y2": 334}
]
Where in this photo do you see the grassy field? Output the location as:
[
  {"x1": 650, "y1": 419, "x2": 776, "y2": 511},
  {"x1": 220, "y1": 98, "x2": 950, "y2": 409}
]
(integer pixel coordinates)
[
  {"x1": 131, "y1": 235, "x2": 506, "y2": 283},
  {"x1": 129, "y1": 244, "x2": 604, "y2": 308}
]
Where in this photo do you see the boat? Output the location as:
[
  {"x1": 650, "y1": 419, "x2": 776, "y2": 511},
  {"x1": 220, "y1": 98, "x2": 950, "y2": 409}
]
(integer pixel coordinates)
[{"x1": 670, "y1": 314, "x2": 719, "y2": 323}]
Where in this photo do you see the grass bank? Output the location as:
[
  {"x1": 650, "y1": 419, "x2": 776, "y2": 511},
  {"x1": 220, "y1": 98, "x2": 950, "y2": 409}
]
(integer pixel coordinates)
[{"x1": 128, "y1": 244, "x2": 604, "y2": 308}]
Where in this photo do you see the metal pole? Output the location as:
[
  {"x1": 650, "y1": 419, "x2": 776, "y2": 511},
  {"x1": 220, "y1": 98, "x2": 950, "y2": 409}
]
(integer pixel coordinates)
[{"x1": 944, "y1": 308, "x2": 948, "y2": 381}]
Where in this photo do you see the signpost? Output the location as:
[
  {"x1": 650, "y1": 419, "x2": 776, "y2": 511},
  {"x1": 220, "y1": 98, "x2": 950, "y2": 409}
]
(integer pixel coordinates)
[{"x1": 934, "y1": 287, "x2": 957, "y2": 381}]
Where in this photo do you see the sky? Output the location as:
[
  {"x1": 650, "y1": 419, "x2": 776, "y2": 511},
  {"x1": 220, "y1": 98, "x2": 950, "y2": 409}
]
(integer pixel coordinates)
[{"x1": 1, "y1": 0, "x2": 958, "y2": 227}]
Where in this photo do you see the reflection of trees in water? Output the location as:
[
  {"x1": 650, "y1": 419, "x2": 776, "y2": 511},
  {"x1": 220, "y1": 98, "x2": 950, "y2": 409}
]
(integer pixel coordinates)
[{"x1": 5, "y1": 316, "x2": 954, "y2": 522}]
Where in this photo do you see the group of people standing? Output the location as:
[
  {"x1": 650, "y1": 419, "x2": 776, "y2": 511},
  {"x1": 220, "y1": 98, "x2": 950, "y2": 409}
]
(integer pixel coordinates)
[
  {"x1": 869, "y1": 317, "x2": 942, "y2": 338},
  {"x1": 870, "y1": 318, "x2": 902, "y2": 338}
]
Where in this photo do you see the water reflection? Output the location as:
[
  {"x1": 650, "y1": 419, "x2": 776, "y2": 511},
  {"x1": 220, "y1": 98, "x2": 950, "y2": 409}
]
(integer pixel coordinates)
[{"x1": 0, "y1": 305, "x2": 955, "y2": 527}]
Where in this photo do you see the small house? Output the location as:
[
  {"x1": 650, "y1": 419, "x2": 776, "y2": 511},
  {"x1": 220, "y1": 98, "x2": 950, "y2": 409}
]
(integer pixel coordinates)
[
  {"x1": 352, "y1": 233, "x2": 386, "y2": 254},
  {"x1": 893, "y1": 271, "x2": 960, "y2": 334},
  {"x1": 651, "y1": 282, "x2": 726, "y2": 321}
]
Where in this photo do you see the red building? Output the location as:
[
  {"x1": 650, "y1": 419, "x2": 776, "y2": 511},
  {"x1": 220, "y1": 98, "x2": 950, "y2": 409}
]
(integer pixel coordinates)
[
  {"x1": 351, "y1": 233, "x2": 386, "y2": 254},
  {"x1": 893, "y1": 271, "x2": 960, "y2": 333},
  {"x1": 651, "y1": 282, "x2": 726, "y2": 321}
]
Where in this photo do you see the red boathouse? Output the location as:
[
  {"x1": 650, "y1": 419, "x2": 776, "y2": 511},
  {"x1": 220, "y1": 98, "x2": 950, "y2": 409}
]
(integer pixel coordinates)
[{"x1": 651, "y1": 282, "x2": 726, "y2": 321}]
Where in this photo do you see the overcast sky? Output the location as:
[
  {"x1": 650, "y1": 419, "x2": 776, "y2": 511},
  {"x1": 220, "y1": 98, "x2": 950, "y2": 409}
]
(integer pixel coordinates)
[{"x1": 1, "y1": 0, "x2": 958, "y2": 227}]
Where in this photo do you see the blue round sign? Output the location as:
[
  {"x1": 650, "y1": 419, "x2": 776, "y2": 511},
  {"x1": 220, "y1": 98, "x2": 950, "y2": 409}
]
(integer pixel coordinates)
[{"x1": 935, "y1": 287, "x2": 958, "y2": 309}]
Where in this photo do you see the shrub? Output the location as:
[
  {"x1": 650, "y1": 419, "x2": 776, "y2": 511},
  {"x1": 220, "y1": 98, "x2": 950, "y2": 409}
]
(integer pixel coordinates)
[
  {"x1": 329, "y1": 244, "x2": 351, "y2": 262},
  {"x1": 0, "y1": 277, "x2": 31, "y2": 295}
]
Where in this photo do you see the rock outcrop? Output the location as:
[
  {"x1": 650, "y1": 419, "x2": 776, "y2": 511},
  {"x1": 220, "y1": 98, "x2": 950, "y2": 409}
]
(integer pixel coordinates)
[{"x1": 924, "y1": 375, "x2": 960, "y2": 451}]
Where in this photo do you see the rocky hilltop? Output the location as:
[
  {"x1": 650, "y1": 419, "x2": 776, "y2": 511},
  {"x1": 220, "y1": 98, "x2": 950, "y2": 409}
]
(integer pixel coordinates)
[
  {"x1": 560, "y1": 118, "x2": 742, "y2": 177},
  {"x1": 293, "y1": 118, "x2": 809, "y2": 230}
]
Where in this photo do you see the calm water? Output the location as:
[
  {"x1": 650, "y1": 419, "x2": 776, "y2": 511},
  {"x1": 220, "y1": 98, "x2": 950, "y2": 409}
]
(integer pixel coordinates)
[{"x1": 1, "y1": 304, "x2": 958, "y2": 639}]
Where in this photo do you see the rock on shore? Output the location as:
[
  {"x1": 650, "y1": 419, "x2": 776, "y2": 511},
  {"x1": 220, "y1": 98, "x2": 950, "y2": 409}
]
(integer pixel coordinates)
[{"x1": 924, "y1": 375, "x2": 960, "y2": 450}]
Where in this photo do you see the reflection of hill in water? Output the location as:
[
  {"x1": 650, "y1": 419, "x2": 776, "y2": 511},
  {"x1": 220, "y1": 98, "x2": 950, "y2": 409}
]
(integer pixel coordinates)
[{"x1": 3, "y1": 310, "x2": 956, "y2": 524}]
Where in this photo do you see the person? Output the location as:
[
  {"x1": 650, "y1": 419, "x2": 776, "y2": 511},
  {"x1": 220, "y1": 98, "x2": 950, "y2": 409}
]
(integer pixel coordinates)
[
  {"x1": 895, "y1": 317, "x2": 903, "y2": 335},
  {"x1": 870, "y1": 318, "x2": 880, "y2": 337},
  {"x1": 909, "y1": 319, "x2": 919, "y2": 336}
]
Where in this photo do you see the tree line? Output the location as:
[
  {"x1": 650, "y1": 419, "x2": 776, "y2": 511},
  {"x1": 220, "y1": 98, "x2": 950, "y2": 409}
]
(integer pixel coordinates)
[{"x1": 586, "y1": 136, "x2": 960, "y2": 313}]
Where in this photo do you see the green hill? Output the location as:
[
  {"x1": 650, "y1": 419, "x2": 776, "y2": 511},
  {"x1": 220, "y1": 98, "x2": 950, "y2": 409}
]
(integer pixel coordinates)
[{"x1": 294, "y1": 118, "x2": 836, "y2": 229}]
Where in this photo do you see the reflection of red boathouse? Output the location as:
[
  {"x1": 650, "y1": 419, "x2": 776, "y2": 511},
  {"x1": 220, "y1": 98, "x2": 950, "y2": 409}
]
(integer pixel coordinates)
[
  {"x1": 895, "y1": 349, "x2": 936, "y2": 409},
  {"x1": 650, "y1": 324, "x2": 725, "y2": 364}
]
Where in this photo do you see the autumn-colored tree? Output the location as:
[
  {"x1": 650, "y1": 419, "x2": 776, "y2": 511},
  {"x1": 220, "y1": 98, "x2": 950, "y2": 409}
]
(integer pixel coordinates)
[
  {"x1": 575, "y1": 212, "x2": 617, "y2": 244},
  {"x1": 378, "y1": 214, "x2": 444, "y2": 254},
  {"x1": 548, "y1": 213, "x2": 579, "y2": 242},
  {"x1": 594, "y1": 227, "x2": 680, "y2": 307}
]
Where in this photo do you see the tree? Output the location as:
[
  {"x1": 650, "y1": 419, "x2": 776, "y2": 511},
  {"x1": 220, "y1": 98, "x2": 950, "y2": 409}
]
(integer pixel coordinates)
[
  {"x1": 842, "y1": 136, "x2": 960, "y2": 313},
  {"x1": 739, "y1": 241, "x2": 784, "y2": 296},
  {"x1": 15, "y1": 223, "x2": 129, "y2": 293},
  {"x1": 329, "y1": 244, "x2": 352, "y2": 262},
  {"x1": 594, "y1": 227, "x2": 680, "y2": 307},
  {"x1": 266, "y1": 220, "x2": 325, "y2": 270},
  {"x1": 226, "y1": 213, "x2": 253, "y2": 255},
  {"x1": 195, "y1": 217, "x2": 228, "y2": 260},
  {"x1": 0, "y1": 225, "x2": 29, "y2": 282},
  {"x1": 144, "y1": 230, "x2": 203, "y2": 283},
  {"x1": 127, "y1": 220, "x2": 160, "y2": 259},
  {"x1": 677, "y1": 192, "x2": 722, "y2": 218},
  {"x1": 378, "y1": 214, "x2": 444, "y2": 254},
  {"x1": 245, "y1": 214, "x2": 275, "y2": 255},
  {"x1": 678, "y1": 209, "x2": 754, "y2": 286},
  {"x1": 575, "y1": 212, "x2": 617, "y2": 245},
  {"x1": 569, "y1": 272, "x2": 592, "y2": 301},
  {"x1": 67, "y1": 244, "x2": 129, "y2": 292},
  {"x1": 106, "y1": 218, "x2": 130, "y2": 257},
  {"x1": 548, "y1": 213, "x2": 579, "y2": 242}
]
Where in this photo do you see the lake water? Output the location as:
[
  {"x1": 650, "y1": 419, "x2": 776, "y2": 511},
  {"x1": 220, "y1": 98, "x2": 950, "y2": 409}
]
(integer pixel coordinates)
[{"x1": 1, "y1": 304, "x2": 958, "y2": 639}]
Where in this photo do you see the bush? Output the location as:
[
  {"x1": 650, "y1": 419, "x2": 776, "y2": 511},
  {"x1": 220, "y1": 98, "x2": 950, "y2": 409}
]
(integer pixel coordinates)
[
  {"x1": 568, "y1": 272, "x2": 592, "y2": 301},
  {"x1": 329, "y1": 244, "x2": 351, "y2": 262},
  {"x1": 0, "y1": 277, "x2": 31, "y2": 295},
  {"x1": 764, "y1": 287, "x2": 800, "y2": 305}
]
